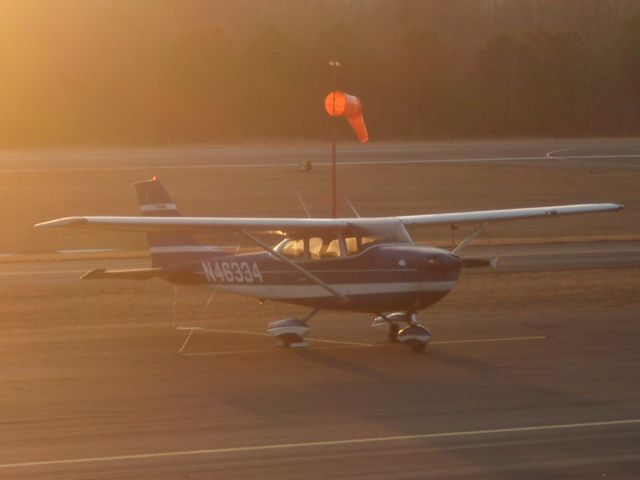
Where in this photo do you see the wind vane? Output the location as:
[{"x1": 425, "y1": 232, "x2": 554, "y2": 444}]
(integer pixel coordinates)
[
  {"x1": 325, "y1": 57, "x2": 368, "y2": 217},
  {"x1": 324, "y1": 91, "x2": 369, "y2": 143}
]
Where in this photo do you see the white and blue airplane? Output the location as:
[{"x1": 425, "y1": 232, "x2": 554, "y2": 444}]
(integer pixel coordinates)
[{"x1": 36, "y1": 178, "x2": 622, "y2": 352}]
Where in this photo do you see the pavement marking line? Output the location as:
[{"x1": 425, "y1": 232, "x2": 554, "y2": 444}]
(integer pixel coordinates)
[
  {"x1": 0, "y1": 270, "x2": 85, "y2": 276},
  {"x1": 176, "y1": 326, "x2": 374, "y2": 347},
  {"x1": 179, "y1": 335, "x2": 543, "y2": 356},
  {"x1": 175, "y1": 328, "x2": 546, "y2": 356},
  {"x1": 2, "y1": 418, "x2": 639, "y2": 469},
  {"x1": 546, "y1": 147, "x2": 574, "y2": 158},
  {"x1": 2, "y1": 152, "x2": 640, "y2": 173},
  {"x1": 176, "y1": 328, "x2": 195, "y2": 354},
  {"x1": 175, "y1": 326, "x2": 272, "y2": 338},
  {"x1": 181, "y1": 345, "x2": 367, "y2": 356},
  {"x1": 305, "y1": 337, "x2": 375, "y2": 347},
  {"x1": 431, "y1": 336, "x2": 546, "y2": 345}
]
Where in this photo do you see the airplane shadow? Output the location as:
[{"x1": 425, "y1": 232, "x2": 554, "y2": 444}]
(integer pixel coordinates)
[{"x1": 293, "y1": 348, "x2": 390, "y2": 381}]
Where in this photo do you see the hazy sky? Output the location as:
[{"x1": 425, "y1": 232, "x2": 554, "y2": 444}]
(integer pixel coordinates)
[{"x1": 1, "y1": 1, "x2": 638, "y2": 147}]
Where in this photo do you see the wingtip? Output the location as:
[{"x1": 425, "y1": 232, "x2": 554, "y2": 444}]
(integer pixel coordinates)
[
  {"x1": 34, "y1": 217, "x2": 88, "y2": 229},
  {"x1": 81, "y1": 268, "x2": 106, "y2": 280},
  {"x1": 605, "y1": 203, "x2": 624, "y2": 212}
]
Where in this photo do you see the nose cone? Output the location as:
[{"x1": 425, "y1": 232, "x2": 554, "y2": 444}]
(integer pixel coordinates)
[
  {"x1": 444, "y1": 252, "x2": 463, "y2": 268},
  {"x1": 413, "y1": 250, "x2": 462, "y2": 282}
]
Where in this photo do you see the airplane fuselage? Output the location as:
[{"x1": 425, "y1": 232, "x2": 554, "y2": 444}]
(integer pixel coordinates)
[{"x1": 163, "y1": 244, "x2": 462, "y2": 313}]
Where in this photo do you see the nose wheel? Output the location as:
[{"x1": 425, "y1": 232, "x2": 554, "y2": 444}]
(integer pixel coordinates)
[
  {"x1": 397, "y1": 324, "x2": 432, "y2": 352},
  {"x1": 267, "y1": 318, "x2": 311, "y2": 348}
]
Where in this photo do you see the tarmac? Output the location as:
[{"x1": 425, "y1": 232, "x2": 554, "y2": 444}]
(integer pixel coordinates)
[
  {"x1": 1, "y1": 137, "x2": 640, "y2": 171},
  {"x1": 0, "y1": 242, "x2": 639, "y2": 479},
  {"x1": 1, "y1": 138, "x2": 639, "y2": 478}
]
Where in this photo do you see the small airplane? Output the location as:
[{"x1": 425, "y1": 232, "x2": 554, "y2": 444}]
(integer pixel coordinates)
[{"x1": 36, "y1": 177, "x2": 622, "y2": 352}]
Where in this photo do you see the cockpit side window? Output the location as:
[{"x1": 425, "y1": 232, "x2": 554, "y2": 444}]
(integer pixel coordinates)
[
  {"x1": 308, "y1": 236, "x2": 343, "y2": 259},
  {"x1": 308, "y1": 237, "x2": 323, "y2": 260},
  {"x1": 345, "y1": 236, "x2": 360, "y2": 255},
  {"x1": 324, "y1": 238, "x2": 341, "y2": 258},
  {"x1": 281, "y1": 239, "x2": 305, "y2": 259}
]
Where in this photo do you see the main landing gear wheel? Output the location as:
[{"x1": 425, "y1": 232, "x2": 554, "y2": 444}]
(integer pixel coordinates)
[
  {"x1": 277, "y1": 333, "x2": 307, "y2": 348},
  {"x1": 373, "y1": 312, "x2": 409, "y2": 343},
  {"x1": 397, "y1": 324, "x2": 432, "y2": 353},
  {"x1": 267, "y1": 317, "x2": 312, "y2": 348},
  {"x1": 373, "y1": 312, "x2": 431, "y2": 351}
]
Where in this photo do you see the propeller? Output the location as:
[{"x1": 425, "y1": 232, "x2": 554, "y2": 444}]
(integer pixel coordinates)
[{"x1": 461, "y1": 258, "x2": 497, "y2": 268}]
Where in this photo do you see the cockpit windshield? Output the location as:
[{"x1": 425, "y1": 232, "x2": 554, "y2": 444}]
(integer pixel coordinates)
[
  {"x1": 280, "y1": 238, "x2": 305, "y2": 259},
  {"x1": 344, "y1": 234, "x2": 394, "y2": 255}
]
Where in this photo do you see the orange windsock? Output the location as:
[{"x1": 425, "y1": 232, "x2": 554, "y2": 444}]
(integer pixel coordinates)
[{"x1": 324, "y1": 91, "x2": 369, "y2": 143}]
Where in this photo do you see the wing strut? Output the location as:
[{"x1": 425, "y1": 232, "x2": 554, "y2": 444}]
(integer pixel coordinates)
[
  {"x1": 241, "y1": 231, "x2": 350, "y2": 304},
  {"x1": 452, "y1": 223, "x2": 486, "y2": 255}
]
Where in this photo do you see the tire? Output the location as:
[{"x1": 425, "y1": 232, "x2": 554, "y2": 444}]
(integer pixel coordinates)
[{"x1": 279, "y1": 334, "x2": 302, "y2": 347}]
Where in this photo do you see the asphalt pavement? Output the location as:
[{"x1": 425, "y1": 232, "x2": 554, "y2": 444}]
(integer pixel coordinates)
[
  {"x1": 1, "y1": 139, "x2": 639, "y2": 478},
  {"x1": 0, "y1": 241, "x2": 639, "y2": 478},
  {"x1": 1, "y1": 137, "x2": 639, "y2": 171}
]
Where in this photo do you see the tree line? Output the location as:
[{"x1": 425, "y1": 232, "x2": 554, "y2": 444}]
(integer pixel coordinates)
[{"x1": 1, "y1": 0, "x2": 639, "y2": 147}]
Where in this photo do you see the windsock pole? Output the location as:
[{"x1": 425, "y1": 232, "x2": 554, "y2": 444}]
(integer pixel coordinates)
[
  {"x1": 329, "y1": 56, "x2": 340, "y2": 218},
  {"x1": 325, "y1": 60, "x2": 368, "y2": 218}
]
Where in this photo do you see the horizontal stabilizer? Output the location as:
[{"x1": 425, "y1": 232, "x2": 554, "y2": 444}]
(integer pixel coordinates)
[{"x1": 81, "y1": 267, "x2": 164, "y2": 280}]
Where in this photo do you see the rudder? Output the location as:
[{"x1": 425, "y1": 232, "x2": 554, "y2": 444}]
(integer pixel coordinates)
[{"x1": 134, "y1": 177, "x2": 222, "y2": 268}]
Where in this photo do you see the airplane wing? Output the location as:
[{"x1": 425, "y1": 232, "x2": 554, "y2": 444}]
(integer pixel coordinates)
[
  {"x1": 395, "y1": 203, "x2": 623, "y2": 226},
  {"x1": 34, "y1": 203, "x2": 622, "y2": 233},
  {"x1": 34, "y1": 216, "x2": 352, "y2": 233}
]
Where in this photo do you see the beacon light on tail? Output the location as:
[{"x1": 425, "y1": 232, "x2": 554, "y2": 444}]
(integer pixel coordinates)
[{"x1": 324, "y1": 91, "x2": 369, "y2": 143}]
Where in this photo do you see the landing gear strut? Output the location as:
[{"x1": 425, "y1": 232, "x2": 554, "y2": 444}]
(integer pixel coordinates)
[
  {"x1": 388, "y1": 322, "x2": 399, "y2": 343},
  {"x1": 373, "y1": 312, "x2": 432, "y2": 353}
]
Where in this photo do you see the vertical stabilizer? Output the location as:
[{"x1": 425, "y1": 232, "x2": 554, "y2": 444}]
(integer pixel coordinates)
[{"x1": 134, "y1": 177, "x2": 222, "y2": 268}]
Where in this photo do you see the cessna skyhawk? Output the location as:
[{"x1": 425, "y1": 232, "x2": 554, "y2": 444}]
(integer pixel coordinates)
[{"x1": 35, "y1": 178, "x2": 622, "y2": 352}]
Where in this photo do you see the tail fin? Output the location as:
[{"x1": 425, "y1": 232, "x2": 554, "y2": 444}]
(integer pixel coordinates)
[{"x1": 134, "y1": 177, "x2": 222, "y2": 268}]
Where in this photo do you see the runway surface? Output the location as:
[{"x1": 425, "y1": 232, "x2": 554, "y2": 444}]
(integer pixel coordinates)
[
  {"x1": 1, "y1": 137, "x2": 640, "y2": 171},
  {"x1": 1, "y1": 138, "x2": 638, "y2": 477},
  {"x1": 464, "y1": 240, "x2": 640, "y2": 272},
  {"x1": 1, "y1": 242, "x2": 639, "y2": 478},
  {"x1": 1, "y1": 308, "x2": 638, "y2": 478}
]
